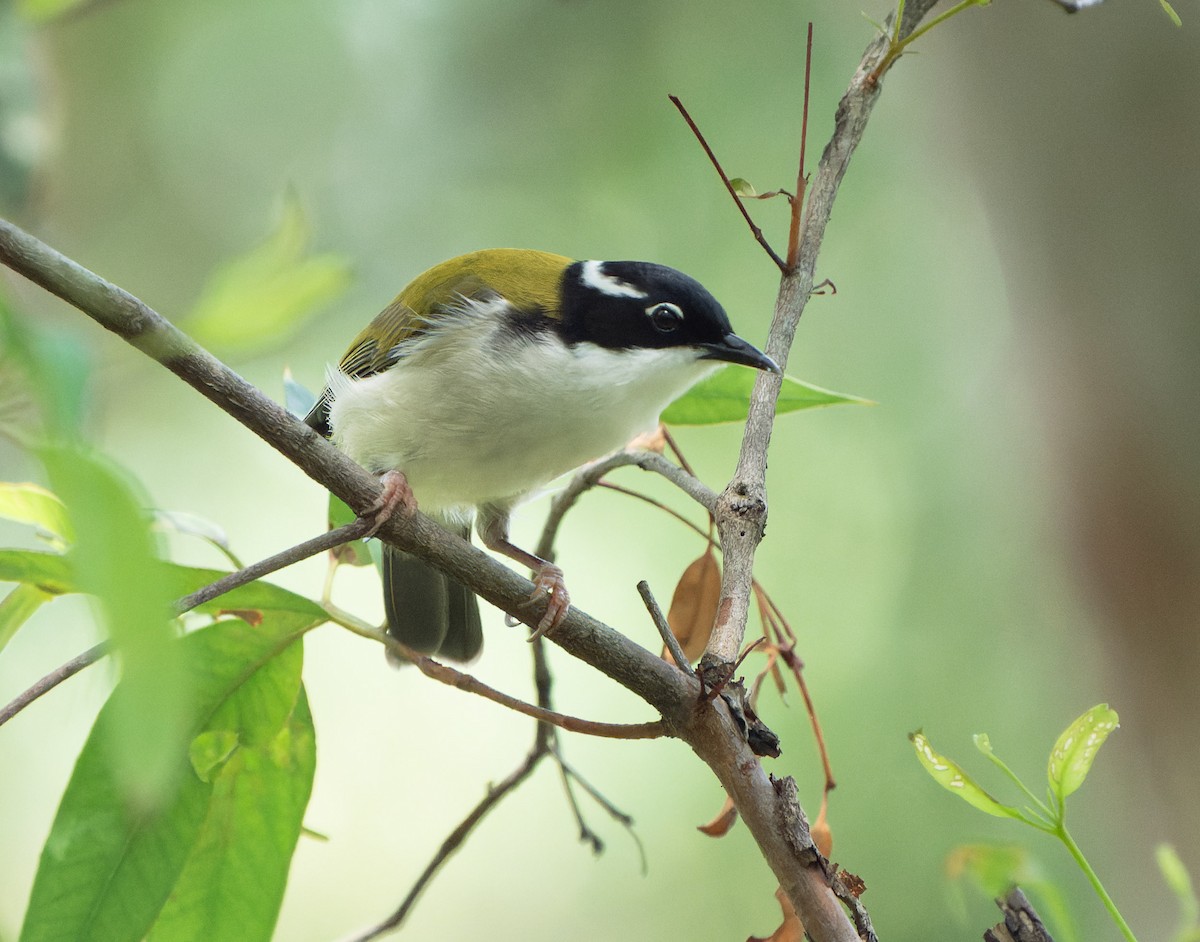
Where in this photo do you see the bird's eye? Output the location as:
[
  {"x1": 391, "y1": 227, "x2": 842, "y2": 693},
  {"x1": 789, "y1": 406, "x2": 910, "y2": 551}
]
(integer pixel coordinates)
[{"x1": 647, "y1": 302, "x2": 684, "y2": 332}]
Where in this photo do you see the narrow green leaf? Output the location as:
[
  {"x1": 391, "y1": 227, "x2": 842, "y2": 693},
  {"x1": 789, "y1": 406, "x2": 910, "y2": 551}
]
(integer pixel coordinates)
[
  {"x1": 1159, "y1": 0, "x2": 1183, "y2": 26},
  {"x1": 0, "y1": 549, "x2": 71, "y2": 594},
  {"x1": 910, "y1": 730, "x2": 1023, "y2": 819},
  {"x1": 0, "y1": 482, "x2": 73, "y2": 546},
  {"x1": 42, "y1": 444, "x2": 185, "y2": 811},
  {"x1": 1158, "y1": 843, "x2": 1200, "y2": 941},
  {"x1": 0, "y1": 583, "x2": 52, "y2": 653},
  {"x1": 186, "y1": 196, "x2": 351, "y2": 355},
  {"x1": 661, "y1": 367, "x2": 871, "y2": 426},
  {"x1": 1048, "y1": 703, "x2": 1119, "y2": 803},
  {"x1": 20, "y1": 614, "x2": 317, "y2": 942}
]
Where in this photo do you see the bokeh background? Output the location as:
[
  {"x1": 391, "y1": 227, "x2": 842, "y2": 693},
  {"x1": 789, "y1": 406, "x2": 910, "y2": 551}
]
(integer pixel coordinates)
[{"x1": 1, "y1": 1, "x2": 1197, "y2": 940}]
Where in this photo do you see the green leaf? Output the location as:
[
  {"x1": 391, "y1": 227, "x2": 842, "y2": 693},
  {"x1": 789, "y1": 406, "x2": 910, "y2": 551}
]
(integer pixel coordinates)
[
  {"x1": 1047, "y1": 703, "x2": 1119, "y2": 804},
  {"x1": 20, "y1": 614, "x2": 317, "y2": 942},
  {"x1": 1157, "y1": 843, "x2": 1200, "y2": 937},
  {"x1": 910, "y1": 730, "x2": 1023, "y2": 820},
  {"x1": 0, "y1": 482, "x2": 73, "y2": 546},
  {"x1": 326, "y1": 493, "x2": 372, "y2": 567},
  {"x1": 0, "y1": 549, "x2": 72, "y2": 594},
  {"x1": 42, "y1": 443, "x2": 185, "y2": 811},
  {"x1": 188, "y1": 731, "x2": 241, "y2": 784},
  {"x1": 661, "y1": 367, "x2": 871, "y2": 426},
  {"x1": 0, "y1": 583, "x2": 52, "y2": 653},
  {"x1": 149, "y1": 686, "x2": 316, "y2": 942},
  {"x1": 0, "y1": 301, "x2": 90, "y2": 438},
  {"x1": 186, "y1": 195, "x2": 351, "y2": 355},
  {"x1": 16, "y1": 0, "x2": 92, "y2": 23},
  {"x1": 1159, "y1": 0, "x2": 1183, "y2": 26},
  {"x1": 729, "y1": 177, "x2": 758, "y2": 197}
]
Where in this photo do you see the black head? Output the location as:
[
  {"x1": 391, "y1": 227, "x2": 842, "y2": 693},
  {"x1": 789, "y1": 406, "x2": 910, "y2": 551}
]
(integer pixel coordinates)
[{"x1": 558, "y1": 260, "x2": 779, "y2": 373}]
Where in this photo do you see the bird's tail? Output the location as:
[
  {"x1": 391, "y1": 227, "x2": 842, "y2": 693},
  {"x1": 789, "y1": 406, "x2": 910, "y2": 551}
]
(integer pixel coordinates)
[{"x1": 380, "y1": 523, "x2": 483, "y2": 664}]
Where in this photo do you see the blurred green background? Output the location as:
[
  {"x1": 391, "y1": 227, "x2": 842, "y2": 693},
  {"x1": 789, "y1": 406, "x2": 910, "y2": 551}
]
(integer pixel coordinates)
[{"x1": 1, "y1": 1, "x2": 1197, "y2": 939}]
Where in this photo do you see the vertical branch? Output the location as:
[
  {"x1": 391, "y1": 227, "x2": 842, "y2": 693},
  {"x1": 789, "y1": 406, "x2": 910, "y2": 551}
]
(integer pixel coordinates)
[{"x1": 704, "y1": 3, "x2": 939, "y2": 668}]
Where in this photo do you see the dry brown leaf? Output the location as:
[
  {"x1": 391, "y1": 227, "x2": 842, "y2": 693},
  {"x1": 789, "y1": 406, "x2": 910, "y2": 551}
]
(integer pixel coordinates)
[
  {"x1": 747, "y1": 886, "x2": 804, "y2": 942},
  {"x1": 696, "y1": 794, "x2": 738, "y2": 837},
  {"x1": 219, "y1": 608, "x2": 263, "y2": 627},
  {"x1": 665, "y1": 548, "x2": 722, "y2": 663}
]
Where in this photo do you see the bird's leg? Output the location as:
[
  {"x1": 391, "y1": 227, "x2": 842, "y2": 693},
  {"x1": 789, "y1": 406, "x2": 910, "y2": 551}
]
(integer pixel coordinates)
[
  {"x1": 477, "y1": 505, "x2": 570, "y2": 638},
  {"x1": 362, "y1": 469, "x2": 417, "y2": 537}
]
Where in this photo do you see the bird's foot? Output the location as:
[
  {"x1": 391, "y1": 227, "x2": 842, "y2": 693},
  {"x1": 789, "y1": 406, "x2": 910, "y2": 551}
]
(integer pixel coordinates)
[
  {"x1": 524, "y1": 563, "x2": 570, "y2": 640},
  {"x1": 362, "y1": 470, "x2": 417, "y2": 537}
]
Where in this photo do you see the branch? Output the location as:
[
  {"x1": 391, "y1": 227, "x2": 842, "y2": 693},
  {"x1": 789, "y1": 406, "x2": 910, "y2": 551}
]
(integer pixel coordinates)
[{"x1": 703, "y1": 4, "x2": 937, "y2": 670}]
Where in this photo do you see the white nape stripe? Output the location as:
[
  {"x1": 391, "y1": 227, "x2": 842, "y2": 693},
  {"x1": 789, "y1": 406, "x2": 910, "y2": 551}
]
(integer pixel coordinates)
[{"x1": 581, "y1": 260, "x2": 647, "y2": 299}]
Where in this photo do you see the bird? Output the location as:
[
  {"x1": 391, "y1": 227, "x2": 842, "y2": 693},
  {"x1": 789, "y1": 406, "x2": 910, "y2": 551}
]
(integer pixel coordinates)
[{"x1": 305, "y1": 248, "x2": 779, "y2": 663}]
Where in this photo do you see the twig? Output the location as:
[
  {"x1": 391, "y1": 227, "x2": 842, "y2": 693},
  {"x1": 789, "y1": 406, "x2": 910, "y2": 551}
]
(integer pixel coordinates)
[
  {"x1": 333, "y1": 613, "x2": 667, "y2": 741},
  {"x1": 536, "y1": 448, "x2": 718, "y2": 563},
  {"x1": 0, "y1": 641, "x2": 108, "y2": 728},
  {"x1": 705, "y1": 2, "x2": 941, "y2": 671},
  {"x1": 174, "y1": 518, "x2": 370, "y2": 614},
  {"x1": 785, "y1": 22, "x2": 815, "y2": 270},
  {"x1": 598, "y1": 481, "x2": 711, "y2": 541},
  {"x1": 669, "y1": 95, "x2": 788, "y2": 273},
  {"x1": 660, "y1": 426, "x2": 698, "y2": 478},
  {"x1": 347, "y1": 745, "x2": 545, "y2": 942},
  {"x1": 548, "y1": 741, "x2": 648, "y2": 874},
  {"x1": 636, "y1": 580, "x2": 695, "y2": 677},
  {"x1": 0, "y1": 519, "x2": 372, "y2": 730}
]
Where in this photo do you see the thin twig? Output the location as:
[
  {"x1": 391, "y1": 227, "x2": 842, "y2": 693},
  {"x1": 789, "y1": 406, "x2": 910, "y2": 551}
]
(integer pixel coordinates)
[
  {"x1": 636, "y1": 580, "x2": 695, "y2": 677},
  {"x1": 174, "y1": 519, "x2": 370, "y2": 614},
  {"x1": 0, "y1": 641, "x2": 108, "y2": 728},
  {"x1": 549, "y1": 742, "x2": 648, "y2": 874},
  {"x1": 598, "y1": 481, "x2": 711, "y2": 541},
  {"x1": 348, "y1": 745, "x2": 545, "y2": 942},
  {"x1": 333, "y1": 614, "x2": 667, "y2": 741},
  {"x1": 660, "y1": 426, "x2": 698, "y2": 479},
  {"x1": 536, "y1": 448, "x2": 718, "y2": 563},
  {"x1": 669, "y1": 95, "x2": 788, "y2": 273},
  {"x1": 786, "y1": 22, "x2": 815, "y2": 270},
  {"x1": 529, "y1": 631, "x2": 602, "y2": 852},
  {"x1": 0, "y1": 520, "x2": 372, "y2": 730}
]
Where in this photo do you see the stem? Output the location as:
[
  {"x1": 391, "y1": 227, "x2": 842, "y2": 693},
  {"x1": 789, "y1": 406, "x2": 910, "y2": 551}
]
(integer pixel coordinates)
[{"x1": 1058, "y1": 823, "x2": 1139, "y2": 942}]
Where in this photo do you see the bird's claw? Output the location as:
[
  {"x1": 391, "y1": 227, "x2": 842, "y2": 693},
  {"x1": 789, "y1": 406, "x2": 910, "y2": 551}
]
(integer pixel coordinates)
[
  {"x1": 524, "y1": 563, "x2": 570, "y2": 640},
  {"x1": 362, "y1": 470, "x2": 417, "y2": 537}
]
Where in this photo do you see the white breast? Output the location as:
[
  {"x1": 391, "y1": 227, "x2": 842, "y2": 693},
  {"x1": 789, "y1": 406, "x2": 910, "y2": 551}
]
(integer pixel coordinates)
[{"x1": 326, "y1": 311, "x2": 717, "y2": 514}]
